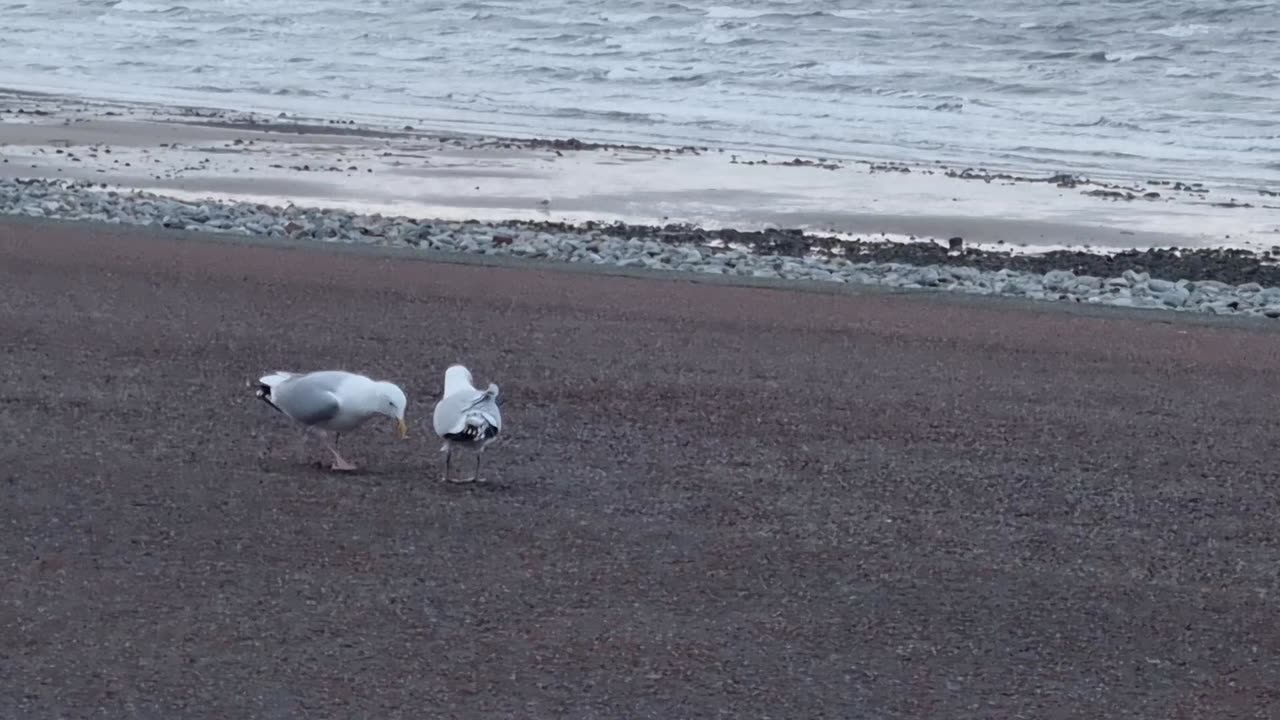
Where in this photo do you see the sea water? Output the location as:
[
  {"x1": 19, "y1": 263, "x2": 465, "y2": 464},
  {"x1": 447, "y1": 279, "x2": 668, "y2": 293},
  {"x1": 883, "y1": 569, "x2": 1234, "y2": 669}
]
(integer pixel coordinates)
[{"x1": 2, "y1": 0, "x2": 1278, "y2": 189}]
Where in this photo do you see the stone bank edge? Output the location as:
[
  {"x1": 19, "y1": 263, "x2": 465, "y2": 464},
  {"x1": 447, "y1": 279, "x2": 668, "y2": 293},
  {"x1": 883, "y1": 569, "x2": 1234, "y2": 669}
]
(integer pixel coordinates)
[{"x1": 3, "y1": 177, "x2": 1278, "y2": 319}]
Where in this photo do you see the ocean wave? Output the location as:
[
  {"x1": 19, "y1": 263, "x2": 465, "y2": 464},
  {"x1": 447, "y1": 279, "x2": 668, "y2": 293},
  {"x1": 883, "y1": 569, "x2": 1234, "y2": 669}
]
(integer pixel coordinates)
[
  {"x1": 109, "y1": 0, "x2": 189, "y2": 13},
  {"x1": 1008, "y1": 144, "x2": 1146, "y2": 160},
  {"x1": 242, "y1": 84, "x2": 328, "y2": 98},
  {"x1": 1178, "y1": 3, "x2": 1273, "y2": 20},
  {"x1": 1079, "y1": 116, "x2": 1150, "y2": 132},
  {"x1": 698, "y1": 34, "x2": 769, "y2": 47},
  {"x1": 1234, "y1": 71, "x2": 1280, "y2": 85},
  {"x1": 1086, "y1": 51, "x2": 1171, "y2": 63},
  {"x1": 703, "y1": 6, "x2": 846, "y2": 26},
  {"x1": 375, "y1": 48, "x2": 445, "y2": 62},
  {"x1": 176, "y1": 82, "x2": 327, "y2": 98},
  {"x1": 594, "y1": 12, "x2": 665, "y2": 24},
  {"x1": 3, "y1": 0, "x2": 1277, "y2": 188},
  {"x1": 1020, "y1": 50, "x2": 1082, "y2": 61},
  {"x1": 1150, "y1": 23, "x2": 1214, "y2": 38},
  {"x1": 703, "y1": 6, "x2": 767, "y2": 19},
  {"x1": 175, "y1": 84, "x2": 235, "y2": 94},
  {"x1": 544, "y1": 106, "x2": 660, "y2": 124}
]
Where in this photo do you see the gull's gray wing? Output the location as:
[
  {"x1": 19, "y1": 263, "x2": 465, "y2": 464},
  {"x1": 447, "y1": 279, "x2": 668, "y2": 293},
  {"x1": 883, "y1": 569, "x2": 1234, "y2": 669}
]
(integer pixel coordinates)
[
  {"x1": 272, "y1": 373, "x2": 345, "y2": 425},
  {"x1": 433, "y1": 385, "x2": 501, "y2": 439},
  {"x1": 433, "y1": 389, "x2": 480, "y2": 437},
  {"x1": 478, "y1": 385, "x2": 502, "y2": 431}
]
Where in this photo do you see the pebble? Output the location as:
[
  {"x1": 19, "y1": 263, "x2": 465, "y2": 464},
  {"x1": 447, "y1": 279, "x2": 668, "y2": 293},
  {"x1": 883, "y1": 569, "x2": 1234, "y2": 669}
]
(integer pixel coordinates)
[
  {"x1": 1158, "y1": 287, "x2": 1191, "y2": 308},
  {"x1": 4, "y1": 177, "x2": 1280, "y2": 319}
]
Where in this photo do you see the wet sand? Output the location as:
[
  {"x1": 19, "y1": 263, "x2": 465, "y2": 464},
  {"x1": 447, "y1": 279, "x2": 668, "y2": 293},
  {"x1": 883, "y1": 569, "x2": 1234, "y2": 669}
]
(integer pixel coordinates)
[
  {"x1": 3, "y1": 88, "x2": 1278, "y2": 254},
  {"x1": 2, "y1": 217, "x2": 1279, "y2": 718}
]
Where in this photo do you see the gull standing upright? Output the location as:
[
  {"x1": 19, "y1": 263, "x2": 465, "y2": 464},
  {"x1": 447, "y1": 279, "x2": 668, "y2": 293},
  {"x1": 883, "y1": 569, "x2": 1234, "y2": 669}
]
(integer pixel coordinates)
[
  {"x1": 255, "y1": 370, "x2": 408, "y2": 471},
  {"x1": 432, "y1": 364, "x2": 502, "y2": 483}
]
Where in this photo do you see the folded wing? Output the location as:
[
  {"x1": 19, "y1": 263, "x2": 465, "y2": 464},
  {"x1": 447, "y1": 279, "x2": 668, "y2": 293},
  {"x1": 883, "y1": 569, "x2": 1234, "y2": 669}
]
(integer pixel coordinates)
[
  {"x1": 433, "y1": 386, "x2": 501, "y2": 441},
  {"x1": 269, "y1": 372, "x2": 347, "y2": 426}
]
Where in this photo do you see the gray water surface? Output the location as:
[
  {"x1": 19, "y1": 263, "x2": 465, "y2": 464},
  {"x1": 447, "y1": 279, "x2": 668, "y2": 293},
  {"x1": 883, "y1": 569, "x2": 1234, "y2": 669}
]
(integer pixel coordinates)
[{"x1": 3, "y1": 0, "x2": 1278, "y2": 189}]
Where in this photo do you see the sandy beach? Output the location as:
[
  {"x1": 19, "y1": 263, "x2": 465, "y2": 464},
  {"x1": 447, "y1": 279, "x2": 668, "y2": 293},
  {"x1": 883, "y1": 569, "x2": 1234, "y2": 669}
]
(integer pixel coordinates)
[
  {"x1": 3, "y1": 90, "x2": 1277, "y2": 255},
  {"x1": 2, "y1": 217, "x2": 1279, "y2": 717}
]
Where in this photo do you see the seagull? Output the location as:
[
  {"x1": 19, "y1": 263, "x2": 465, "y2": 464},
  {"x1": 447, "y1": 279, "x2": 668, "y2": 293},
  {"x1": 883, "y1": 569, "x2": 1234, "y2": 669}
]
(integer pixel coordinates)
[
  {"x1": 255, "y1": 370, "x2": 408, "y2": 471},
  {"x1": 432, "y1": 364, "x2": 502, "y2": 483}
]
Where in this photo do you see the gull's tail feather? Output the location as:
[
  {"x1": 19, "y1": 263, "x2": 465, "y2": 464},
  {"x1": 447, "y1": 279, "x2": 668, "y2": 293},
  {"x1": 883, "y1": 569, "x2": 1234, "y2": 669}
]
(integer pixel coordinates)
[
  {"x1": 444, "y1": 389, "x2": 502, "y2": 443},
  {"x1": 254, "y1": 370, "x2": 297, "y2": 412},
  {"x1": 258, "y1": 371, "x2": 298, "y2": 388},
  {"x1": 443, "y1": 412, "x2": 500, "y2": 443}
]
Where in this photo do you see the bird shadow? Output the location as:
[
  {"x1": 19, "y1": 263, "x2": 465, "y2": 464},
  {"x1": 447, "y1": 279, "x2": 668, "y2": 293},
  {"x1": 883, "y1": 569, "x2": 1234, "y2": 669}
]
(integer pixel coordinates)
[
  {"x1": 254, "y1": 455, "x2": 520, "y2": 495},
  {"x1": 437, "y1": 479, "x2": 513, "y2": 493},
  {"x1": 254, "y1": 455, "x2": 386, "y2": 478}
]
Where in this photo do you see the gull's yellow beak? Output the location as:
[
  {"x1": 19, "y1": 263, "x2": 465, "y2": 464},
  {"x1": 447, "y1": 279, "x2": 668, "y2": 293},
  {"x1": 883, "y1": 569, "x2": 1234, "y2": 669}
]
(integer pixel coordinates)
[{"x1": 397, "y1": 418, "x2": 408, "y2": 439}]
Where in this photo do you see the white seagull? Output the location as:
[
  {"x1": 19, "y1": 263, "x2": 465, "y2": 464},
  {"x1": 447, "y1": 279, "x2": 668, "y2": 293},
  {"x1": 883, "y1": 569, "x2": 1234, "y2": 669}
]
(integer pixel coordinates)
[
  {"x1": 255, "y1": 370, "x2": 408, "y2": 471},
  {"x1": 432, "y1": 364, "x2": 502, "y2": 483}
]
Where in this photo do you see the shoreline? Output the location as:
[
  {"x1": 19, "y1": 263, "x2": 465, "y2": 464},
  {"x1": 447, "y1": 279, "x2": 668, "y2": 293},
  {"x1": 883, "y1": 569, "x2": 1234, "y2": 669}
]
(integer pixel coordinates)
[
  {"x1": 5, "y1": 177, "x2": 1280, "y2": 317},
  {"x1": 3, "y1": 88, "x2": 1276, "y2": 248},
  {"x1": 3, "y1": 89, "x2": 1280, "y2": 317}
]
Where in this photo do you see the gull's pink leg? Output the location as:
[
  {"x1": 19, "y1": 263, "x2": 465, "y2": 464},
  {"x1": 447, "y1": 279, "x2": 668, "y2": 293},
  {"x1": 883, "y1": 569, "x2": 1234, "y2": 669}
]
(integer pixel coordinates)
[
  {"x1": 321, "y1": 431, "x2": 358, "y2": 472},
  {"x1": 295, "y1": 427, "x2": 311, "y2": 462}
]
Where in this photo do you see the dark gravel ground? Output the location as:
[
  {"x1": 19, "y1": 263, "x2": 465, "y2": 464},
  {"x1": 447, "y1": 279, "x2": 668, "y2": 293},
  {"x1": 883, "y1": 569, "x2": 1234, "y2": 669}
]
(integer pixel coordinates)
[{"x1": 2, "y1": 219, "x2": 1280, "y2": 719}]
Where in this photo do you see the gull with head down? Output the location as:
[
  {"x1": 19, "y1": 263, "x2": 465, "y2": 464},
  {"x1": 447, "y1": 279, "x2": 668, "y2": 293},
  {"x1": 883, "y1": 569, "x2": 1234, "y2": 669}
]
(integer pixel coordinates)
[{"x1": 255, "y1": 370, "x2": 408, "y2": 471}]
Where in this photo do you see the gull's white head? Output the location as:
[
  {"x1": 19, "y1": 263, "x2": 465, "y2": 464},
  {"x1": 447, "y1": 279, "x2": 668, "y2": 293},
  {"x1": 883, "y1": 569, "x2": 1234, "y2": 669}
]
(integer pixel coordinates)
[
  {"x1": 375, "y1": 381, "x2": 409, "y2": 439},
  {"x1": 443, "y1": 364, "x2": 475, "y2": 395}
]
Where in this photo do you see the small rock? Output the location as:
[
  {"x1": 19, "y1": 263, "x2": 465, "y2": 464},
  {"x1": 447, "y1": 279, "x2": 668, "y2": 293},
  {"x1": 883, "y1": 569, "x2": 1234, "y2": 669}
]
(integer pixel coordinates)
[
  {"x1": 1191, "y1": 280, "x2": 1229, "y2": 293},
  {"x1": 1122, "y1": 269, "x2": 1150, "y2": 285},
  {"x1": 1157, "y1": 287, "x2": 1191, "y2": 308},
  {"x1": 1042, "y1": 269, "x2": 1075, "y2": 291}
]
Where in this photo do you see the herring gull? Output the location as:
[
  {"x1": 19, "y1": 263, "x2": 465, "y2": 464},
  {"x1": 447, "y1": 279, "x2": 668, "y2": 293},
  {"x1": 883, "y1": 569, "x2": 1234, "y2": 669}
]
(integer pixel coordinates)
[
  {"x1": 255, "y1": 370, "x2": 408, "y2": 471},
  {"x1": 432, "y1": 364, "x2": 502, "y2": 483}
]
